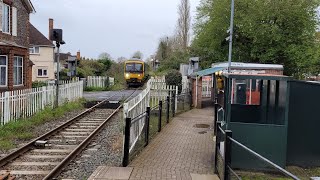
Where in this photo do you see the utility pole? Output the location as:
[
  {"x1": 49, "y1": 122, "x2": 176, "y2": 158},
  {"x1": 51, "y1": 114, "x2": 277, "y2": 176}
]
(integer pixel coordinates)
[
  {"x1": 50, "y1": 28, "x2": 64, "y2": 108},
  {"x1": 55, "y1": 41, "x2": 60, "y2": 108},
  {"x1": 228, "y1": 0, "x2": 235, "y2": 73}
]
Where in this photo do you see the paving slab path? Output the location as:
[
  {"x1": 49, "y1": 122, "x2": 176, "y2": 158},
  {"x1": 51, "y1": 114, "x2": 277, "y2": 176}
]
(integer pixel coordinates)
[{"x1": 128, "y1": 108, "x2": 219, "y2": 180}]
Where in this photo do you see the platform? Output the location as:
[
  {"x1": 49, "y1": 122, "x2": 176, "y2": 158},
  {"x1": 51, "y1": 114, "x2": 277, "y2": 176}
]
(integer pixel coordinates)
[
  {"x1": 128, "y1": 108, "x2": 219, "y2": 180},
  {"x1": 88, "y1": 108, "x2": 219, "y2": 180}
]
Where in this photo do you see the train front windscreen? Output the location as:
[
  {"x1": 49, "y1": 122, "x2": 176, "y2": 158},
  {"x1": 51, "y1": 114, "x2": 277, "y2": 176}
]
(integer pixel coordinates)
[{"x1": 125, "y1": 63, "x2": 143, "y2": 73}]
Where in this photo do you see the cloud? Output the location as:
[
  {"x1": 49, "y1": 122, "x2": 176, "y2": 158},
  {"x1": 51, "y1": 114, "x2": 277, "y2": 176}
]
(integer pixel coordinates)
[{"x1": 30, "y1": 0, "x2": 200, "y2": 59}]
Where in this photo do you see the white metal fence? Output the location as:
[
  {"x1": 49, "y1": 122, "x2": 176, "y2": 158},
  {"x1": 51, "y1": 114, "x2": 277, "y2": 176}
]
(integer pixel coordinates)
[
  {"x1": 149, "y1": 78, "x2": 178, "y2": 108},
  {"x1": 123, "y1": 78, "x2": 180, "y2": 153},
  {"x1": 87, "y1": 76, "x2": 114, "y2": 88},
  {"x1": 0, "y1": 81, "x2": 83, "y2": 126}
]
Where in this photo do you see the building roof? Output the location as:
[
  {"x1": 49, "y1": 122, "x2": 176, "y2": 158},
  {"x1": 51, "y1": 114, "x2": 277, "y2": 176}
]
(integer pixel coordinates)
[
  {"x1": 191, "y1": 67, "x2": 226, "y2": 77},
  {"x1": 212, "y1": 62, "x2": 284, "y2": 70},
  {"x1": 29, "y1": 23, "x2": 54, "y2": 47},
  {"x1": 224, "y1": 73, "x2": 292, "y2": 81},
  {"x1": 55, "y1": 53, "x2": 72, "y2": 62},
  {"x1": 23, "y1": 0, "x2": 36, "y2": 13}
]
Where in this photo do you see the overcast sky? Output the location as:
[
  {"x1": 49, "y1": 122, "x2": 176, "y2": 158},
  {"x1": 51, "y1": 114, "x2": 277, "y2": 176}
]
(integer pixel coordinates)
[{"x1": 30, "y1": 0, "x2": 201, "y2": 60}]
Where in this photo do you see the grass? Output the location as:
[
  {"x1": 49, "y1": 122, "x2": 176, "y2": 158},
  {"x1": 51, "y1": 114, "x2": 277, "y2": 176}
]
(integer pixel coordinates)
[
  {"x1": 236, "y1": 171, "x2": 292, "y2": 180},
  {"x1": 0, "y1": 99, "x2": 85, "y2": 151},
  {"x1": 229, "y1": 166, "x2": 320, "y2": 180}
]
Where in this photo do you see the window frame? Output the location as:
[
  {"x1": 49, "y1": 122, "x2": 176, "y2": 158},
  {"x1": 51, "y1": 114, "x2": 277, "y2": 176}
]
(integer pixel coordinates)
[
  {"x1": 29, "y1": 47, "x2": 40, "y2": 54},
  {"x1": 0, "y1": 55, "x2": 8, "y2": 87},
  {"x1": 37, "y1": 67, "x2": 48, "y2": 77},
  {"x1": 2, "y1": 3, "x2": 11, "y2": 34},
  {"x1": 13, "y1": 56, "x2": 23, "y2": 86}
]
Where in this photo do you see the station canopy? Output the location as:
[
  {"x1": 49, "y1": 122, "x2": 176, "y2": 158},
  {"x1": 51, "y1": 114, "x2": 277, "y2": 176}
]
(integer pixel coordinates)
[{"x1": 191, "y1": 67, "x2": 226, "y2": 77}]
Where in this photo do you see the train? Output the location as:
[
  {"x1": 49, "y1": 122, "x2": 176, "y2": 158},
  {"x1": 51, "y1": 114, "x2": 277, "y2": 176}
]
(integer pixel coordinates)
[{"x1": 124, "y1": 59, "x2": 148, "y2": 87}]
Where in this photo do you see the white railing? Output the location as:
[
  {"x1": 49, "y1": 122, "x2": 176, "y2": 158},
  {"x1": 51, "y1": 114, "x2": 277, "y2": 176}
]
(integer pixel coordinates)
[
  {"x1": 149, "y1": 78, "x2": 178, "y2": 109},
  {"x1": 0, "y1": 81, "x2": 83, "y2": 126},
  {"x1": 123, "y1": 80, "x2": 151, "y2": 152},
  {"x1": 123, "y1": 78, "x2": 181, "y2": 153},
  {"x1": 87, "y1": 76, "x2": 114, "y2": 88}
]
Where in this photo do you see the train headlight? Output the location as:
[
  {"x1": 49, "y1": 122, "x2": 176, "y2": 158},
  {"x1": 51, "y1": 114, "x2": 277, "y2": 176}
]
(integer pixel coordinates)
[
  {"x1": 138, "y1": 74, "x2": 141, "y2": 77},
  {"x1": 125, "y1": 73, "x2": 130, "y2": 78}
]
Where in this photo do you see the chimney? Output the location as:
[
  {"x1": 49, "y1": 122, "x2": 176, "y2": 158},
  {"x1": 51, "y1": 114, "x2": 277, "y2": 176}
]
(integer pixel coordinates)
[
  {"x1": 49, "y1": 18, "x2": 54, "y2": 42},
  {"x1": 77, "y1": 51, "x2": 81, "y2": 60}
]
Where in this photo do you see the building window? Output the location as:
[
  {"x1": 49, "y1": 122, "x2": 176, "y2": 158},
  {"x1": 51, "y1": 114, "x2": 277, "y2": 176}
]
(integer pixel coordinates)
[
  {"x1": 2, "y1": 3, "x2": 10, "y2": 34},
  {"x1": 29, "y1": 47, "x2": 40, "y2": 54},
  {"x1": 0, "y1": 56, "x2": 7, "y2": 86},
  {"x1": 13, "y1": 56, "x2": 23, "y2": 85},
  {"x1": 37, "y1": 68, "x2": 48, "y2": 77}
]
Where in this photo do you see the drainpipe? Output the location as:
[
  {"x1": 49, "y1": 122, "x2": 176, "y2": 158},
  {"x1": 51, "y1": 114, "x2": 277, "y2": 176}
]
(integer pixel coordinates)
[{"x1": 195, "y1": 76, "x2": 198, "y2": 108}]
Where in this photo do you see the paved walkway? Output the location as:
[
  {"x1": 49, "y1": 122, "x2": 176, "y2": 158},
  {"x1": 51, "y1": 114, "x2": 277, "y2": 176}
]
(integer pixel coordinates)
[{"x1": 128, "y1": 108, "x2": 219, "y2": 180}]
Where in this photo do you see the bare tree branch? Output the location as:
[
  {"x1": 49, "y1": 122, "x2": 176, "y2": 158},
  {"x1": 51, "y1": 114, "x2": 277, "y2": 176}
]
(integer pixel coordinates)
[{"x1": 176, "y1": 0, "x2": 191, "y2": 51}]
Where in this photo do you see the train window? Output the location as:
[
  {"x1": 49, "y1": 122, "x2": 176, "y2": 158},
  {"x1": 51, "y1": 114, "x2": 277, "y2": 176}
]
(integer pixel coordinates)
[
  {"x1": 126, "y1": 64, "x2": 134, "y2": 72},
  {"x1": 135, "y1": 64, "x2": 143, "y2": 72},
  {"x1": 126, "y1": 63, "x2": 143, "y2": 72}
]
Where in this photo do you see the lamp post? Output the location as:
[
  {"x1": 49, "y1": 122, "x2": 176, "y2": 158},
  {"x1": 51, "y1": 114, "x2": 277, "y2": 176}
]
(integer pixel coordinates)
[{"x1": 227, "y1": 0, "x2": 235, "y2": 73}]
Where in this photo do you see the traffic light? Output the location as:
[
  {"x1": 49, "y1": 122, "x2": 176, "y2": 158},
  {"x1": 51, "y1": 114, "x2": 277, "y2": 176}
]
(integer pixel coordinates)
[{"x1": 50, "y1": 29, "x2": 63, "y2": 42}]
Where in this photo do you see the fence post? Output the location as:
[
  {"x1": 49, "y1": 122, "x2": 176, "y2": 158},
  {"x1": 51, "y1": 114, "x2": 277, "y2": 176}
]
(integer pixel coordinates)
[
  {"x1": 166, "y1": 96, "x2": 170, "y2": 124},
  {"x1": 172, "y1": 92, "x2": 176, "y2": 117},
  {"x1": 158, "y1": 101, "x2": 162, "y2": 132},
  {"x1": 214, "y1": 103, "x2": 218, "y2": 136},
  {"x1": 214, "y1": 121, "x2": 222, "y2": 174},
  {"x1": 145, "y1": 107, "x2": 151, "y2": 147},
  {"x1": 224, "y1": 130, "x2": 232, "y2": 180},
  {"x1": 189, "y1": 90, "x2": 192, "y2": 109},
  {"x1": 122, "y1": 117, "x2": 131, "y2": 167}
]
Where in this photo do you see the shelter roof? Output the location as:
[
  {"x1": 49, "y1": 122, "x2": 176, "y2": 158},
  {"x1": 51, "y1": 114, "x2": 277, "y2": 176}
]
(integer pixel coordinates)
[{"x1": 191, "y1": 67, "x2": 226, "y2": 77}]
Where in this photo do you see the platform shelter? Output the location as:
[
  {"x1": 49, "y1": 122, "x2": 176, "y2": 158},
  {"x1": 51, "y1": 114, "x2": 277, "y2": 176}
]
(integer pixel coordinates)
[{"x1": 216, "y1": 72, "x2": 292, "y2": 169}]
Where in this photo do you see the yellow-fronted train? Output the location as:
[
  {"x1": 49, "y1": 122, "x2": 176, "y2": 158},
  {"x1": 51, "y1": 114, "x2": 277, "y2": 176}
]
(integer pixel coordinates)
[{"x1": 124, "y1": 59, "x2": 149, "y2": 87}]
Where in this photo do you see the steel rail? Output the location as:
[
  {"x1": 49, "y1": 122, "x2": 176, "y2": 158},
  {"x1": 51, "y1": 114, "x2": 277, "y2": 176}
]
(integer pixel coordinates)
[
  {"x1": 43, "y1": 104, "x2": 122, "y2": 179},
  {"x1": 0, "y1": 89, "x2": 137, "y2": 178},
  {"x1": 0, "y1": 91, "x2": 120, "y2": 167}
]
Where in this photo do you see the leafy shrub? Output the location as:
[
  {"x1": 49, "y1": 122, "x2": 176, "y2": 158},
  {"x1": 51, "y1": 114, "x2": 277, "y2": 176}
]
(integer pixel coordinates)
[
  {"x1": 32, "y1": 81, "x2": 47, "y2": 88},
  {"x1": 165, "y1": 70, "x2": 182, "y2": 93}
]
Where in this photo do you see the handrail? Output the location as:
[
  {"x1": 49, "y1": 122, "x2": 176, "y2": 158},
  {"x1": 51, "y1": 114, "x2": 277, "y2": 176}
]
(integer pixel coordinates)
[
  {"x1": 228, "y1": 136, "x2": 300, "y2": 180},
  {"x1": 227, "y1": 166, "x2": 241, "y2": 180},
  {"x1": 218, "y1": 126, "x2": 226, "y2": 135}
]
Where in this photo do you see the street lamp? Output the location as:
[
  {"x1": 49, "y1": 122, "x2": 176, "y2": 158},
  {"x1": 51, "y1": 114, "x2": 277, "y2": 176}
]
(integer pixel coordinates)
[{"x1": 50, "y1": 29, "x2": 64, "y2": 108}]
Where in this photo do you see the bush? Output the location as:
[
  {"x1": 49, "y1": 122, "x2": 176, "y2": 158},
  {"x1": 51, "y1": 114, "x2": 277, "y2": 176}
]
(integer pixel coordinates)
[
  {"x1": 165, "y1": 70, "x2": 182, "y2": 93},
  {"x1": 32, "y1": 81, "x2": 47, "y2": 88}
]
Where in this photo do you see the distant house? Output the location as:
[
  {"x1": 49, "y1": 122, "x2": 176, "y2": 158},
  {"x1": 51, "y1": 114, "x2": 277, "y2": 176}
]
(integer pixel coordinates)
[
  {"x1": 0, "y1": 0, "x2": 35, "y2": 92},
  {"x1": 55, "y1": 51, "x2": 80, "y2": 77},
  {"x1": 29, "y1": 22, "x2": 55, "y2": 81}
]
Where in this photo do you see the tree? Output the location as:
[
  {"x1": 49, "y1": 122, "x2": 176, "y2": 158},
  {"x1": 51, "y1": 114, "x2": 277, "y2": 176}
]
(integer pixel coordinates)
[
  {"x1": 98, "y1": 52, "x2": 112, "y2": 60},
  {"x1": 176, "y1": 0, "x2": 191, "y2": 51},
  {"x1": 192, "y1": 0, "x2": 320, "y2": 77},
  {"x1": 117, "y1": 57, "x2": 127, "y2": 63},
  {"x1": 132, "y1": 51, "x2": 143, "y2": 59}
]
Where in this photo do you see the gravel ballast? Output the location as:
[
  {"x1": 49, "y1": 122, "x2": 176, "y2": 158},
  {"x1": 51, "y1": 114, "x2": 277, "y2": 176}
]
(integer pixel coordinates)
[{"x1": 58, "y1": 111, "x2": 123, "y2": 180}]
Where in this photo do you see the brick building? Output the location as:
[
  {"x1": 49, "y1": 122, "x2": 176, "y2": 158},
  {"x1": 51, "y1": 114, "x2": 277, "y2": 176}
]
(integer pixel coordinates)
[{"x1": 0, "y1": 0, "x2": 35, "y2": 92}]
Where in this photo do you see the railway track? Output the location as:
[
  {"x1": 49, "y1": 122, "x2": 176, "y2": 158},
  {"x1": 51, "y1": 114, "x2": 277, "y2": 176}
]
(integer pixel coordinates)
[{"x1": 0, "y1": 90, "x2": 137, "y2": 180}]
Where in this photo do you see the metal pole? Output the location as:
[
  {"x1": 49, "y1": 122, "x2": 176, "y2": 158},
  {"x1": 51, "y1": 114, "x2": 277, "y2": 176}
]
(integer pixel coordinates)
[
  {"x1": 227, "y1": 0, "x2": 235, "y2": 73},
  {"x1": 158, "y1": 101, "x2": 162, "y2": 132},
  {"x1": 55, "y1": 42, "x2": 60, "y2": 108},
  {"x1": 122, "y1": 117, "x2": 131, "y2": 167}
]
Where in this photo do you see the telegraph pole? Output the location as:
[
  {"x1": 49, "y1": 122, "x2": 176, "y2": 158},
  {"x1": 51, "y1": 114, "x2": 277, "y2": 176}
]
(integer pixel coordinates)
[{"x1": 227, "y1": 0, "x2": 235, "y2": 73}]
